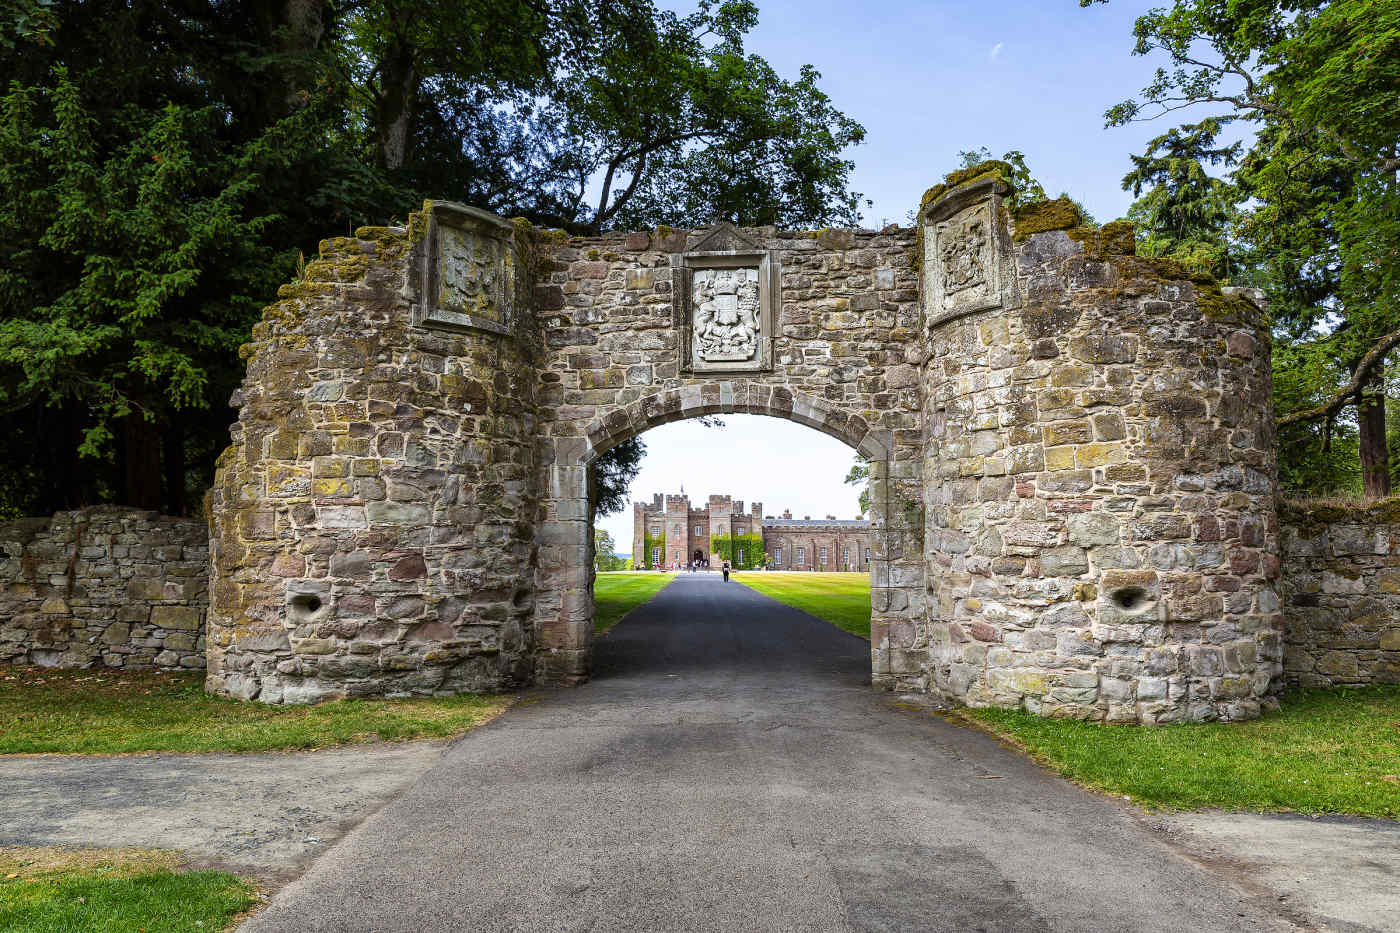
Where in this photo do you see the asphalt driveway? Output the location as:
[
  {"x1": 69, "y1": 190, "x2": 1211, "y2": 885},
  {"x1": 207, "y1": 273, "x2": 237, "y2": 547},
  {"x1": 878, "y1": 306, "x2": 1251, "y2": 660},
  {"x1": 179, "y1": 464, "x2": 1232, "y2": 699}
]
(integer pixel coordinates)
[{"x1": 241, "y1": 573, "x2": 1301, "y2": 932}]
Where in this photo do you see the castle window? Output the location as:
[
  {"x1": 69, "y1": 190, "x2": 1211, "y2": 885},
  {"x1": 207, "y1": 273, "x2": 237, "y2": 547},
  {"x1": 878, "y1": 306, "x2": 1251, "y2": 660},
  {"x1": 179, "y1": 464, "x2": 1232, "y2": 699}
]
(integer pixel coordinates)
[
  {"x1": 819, "y1": 547, "x2": 827, "y2": 568},
  {"x1": 796, "y1": 546, "x2": 805, "y2": 565},
  {"x1": 695, "y1": 525, "x2": 706, "y2": 537},
  {"x1": 865, "y1": 547, "x2": 871, "y2": 562},
  {"x1": 650, "y1": 526, "x2": 659, "y2": 536},
  {"x1": 737, "y1": 548, "x2": 745, "y2": 564},
  {"x1": 652, "y1": 547, "x2": 660, "y2": 564},
  {"x1": 775, "y1": 547, "x2": 782, "y2": 565},
  {"x1": 842, "y1": 548, "x2": 850, "y2": 569}
]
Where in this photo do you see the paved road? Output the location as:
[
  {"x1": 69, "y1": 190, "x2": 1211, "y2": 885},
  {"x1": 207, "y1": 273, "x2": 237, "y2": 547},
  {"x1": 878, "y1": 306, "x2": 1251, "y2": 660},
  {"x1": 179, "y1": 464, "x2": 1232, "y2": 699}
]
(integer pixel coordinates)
[
  {"x1": 0, "y1": 742, "x2": 449, "y2": 879},
  {"x1": 244, "y1": 573, "x2": 1297, "y2": 932}
]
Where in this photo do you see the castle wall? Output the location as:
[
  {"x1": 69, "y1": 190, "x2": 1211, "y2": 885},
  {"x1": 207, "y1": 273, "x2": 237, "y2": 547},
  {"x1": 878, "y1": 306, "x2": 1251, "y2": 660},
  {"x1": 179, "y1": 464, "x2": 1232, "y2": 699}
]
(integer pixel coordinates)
[{"x1": 190, "y1": 168, "x2": 1293, "y2": 721}]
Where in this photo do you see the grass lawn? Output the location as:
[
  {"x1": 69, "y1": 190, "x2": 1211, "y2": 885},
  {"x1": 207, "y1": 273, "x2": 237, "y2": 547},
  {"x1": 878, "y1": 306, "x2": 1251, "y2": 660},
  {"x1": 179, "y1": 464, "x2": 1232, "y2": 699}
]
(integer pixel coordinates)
[
  {"x1": 965, "y1": 686, "x2": 1400, "y2": 818},
  {"x1": 732, "y1": 571, "x2": 871, "y2": 639},
  {"x1": 0, "y1": 847, "x2": 255, "y2": 933},
  {"x1": 0, "y1": 667, "x2": 507, "y2": 755},
  {"x1": 593, "y1": 571, "x2": 674, "y2": 634}
]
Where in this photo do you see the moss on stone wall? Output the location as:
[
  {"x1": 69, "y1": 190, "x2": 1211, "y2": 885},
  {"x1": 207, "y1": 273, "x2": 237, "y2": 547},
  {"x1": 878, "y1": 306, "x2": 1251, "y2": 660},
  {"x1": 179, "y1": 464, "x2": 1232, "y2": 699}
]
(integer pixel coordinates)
[
  {"x1": 1279, "y1": 497, "x2": 1400, "y2": 530},
  {"x1": 1011, "y1": 198, "x2": 1082, "y2": 241},
  {"x1": 919, "y1": 160, "x2": 1016, "y2": 219},
  {"x1": 1066, "y1": 220, "x2": 1136, "y2": 259}
]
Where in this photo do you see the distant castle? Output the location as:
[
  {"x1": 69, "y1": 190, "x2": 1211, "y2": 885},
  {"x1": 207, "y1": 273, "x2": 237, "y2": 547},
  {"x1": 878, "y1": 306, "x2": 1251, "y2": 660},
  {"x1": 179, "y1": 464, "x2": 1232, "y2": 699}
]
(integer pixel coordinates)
[{"x1": 632, "y1": 492, "x2": 872, "y2": 570}]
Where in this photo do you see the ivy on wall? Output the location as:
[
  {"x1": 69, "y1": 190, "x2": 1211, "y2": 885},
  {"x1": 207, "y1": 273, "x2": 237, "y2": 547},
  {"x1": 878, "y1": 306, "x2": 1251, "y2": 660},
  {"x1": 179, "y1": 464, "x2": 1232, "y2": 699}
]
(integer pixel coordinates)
[
  {"x1": 709, "y1": 533, "x2": 766, "y2": 569},
  {"x1": 641, "y1": 531, "x2": 666, "y2": 568}
]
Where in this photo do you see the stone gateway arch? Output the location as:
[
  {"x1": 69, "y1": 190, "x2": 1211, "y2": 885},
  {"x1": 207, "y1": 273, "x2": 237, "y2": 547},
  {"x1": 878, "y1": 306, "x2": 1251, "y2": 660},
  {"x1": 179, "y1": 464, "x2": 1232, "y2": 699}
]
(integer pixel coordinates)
[{"x1": 207, "y1": 163, "x2": 1280, "y2": 723}]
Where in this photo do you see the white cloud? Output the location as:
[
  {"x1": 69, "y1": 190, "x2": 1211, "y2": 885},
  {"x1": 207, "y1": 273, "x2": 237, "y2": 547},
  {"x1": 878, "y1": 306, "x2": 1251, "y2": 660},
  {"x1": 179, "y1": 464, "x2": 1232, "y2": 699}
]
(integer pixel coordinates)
[{"x1": 989, "y1": 41, "x2": 1004, "y2": 60}]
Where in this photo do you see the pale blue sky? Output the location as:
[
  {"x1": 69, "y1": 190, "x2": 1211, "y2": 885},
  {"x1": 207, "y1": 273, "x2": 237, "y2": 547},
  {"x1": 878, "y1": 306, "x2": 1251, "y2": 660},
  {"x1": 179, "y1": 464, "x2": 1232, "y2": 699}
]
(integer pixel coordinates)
[
  {"x1": 599, "y1": 2, "x2": 1194, "y2": 556},
  {"x1": 733, "y1": 0, "x2": 1173, "y2": 227}
]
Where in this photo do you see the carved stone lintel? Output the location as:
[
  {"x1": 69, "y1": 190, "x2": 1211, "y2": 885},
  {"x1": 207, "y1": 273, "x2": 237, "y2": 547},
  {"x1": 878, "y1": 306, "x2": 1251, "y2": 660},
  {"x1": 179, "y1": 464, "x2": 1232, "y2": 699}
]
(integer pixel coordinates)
[
  {"x1": 922, "y1": 177, "x2": 1014, "y2": 331},
  {"x1": 415, "y1": 201, "x2": 517, "y2": 337},
  {"x1": 676, "y1": 224, "x2": 778, "y2": 373}
]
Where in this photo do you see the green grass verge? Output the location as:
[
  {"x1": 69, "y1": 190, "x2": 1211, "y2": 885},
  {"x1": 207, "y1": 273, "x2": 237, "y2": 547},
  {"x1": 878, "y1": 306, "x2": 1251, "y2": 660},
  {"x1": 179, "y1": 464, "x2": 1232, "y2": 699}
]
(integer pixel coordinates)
[
  {"x1": 0, "y1": 847, "x2": 255, "y2": 933},
  {"x1": 593, "y1": 571, "x2": 674, "y2": 634},
  {"x1": 0, "y1": 667, "x2": 507, "y2": 755},
  {"x1": 965, "y1": 686, "x2": 1400, "y2": 818},
  {"x1": 731, "y1": 571, "x2": 871, "y2": 639}
]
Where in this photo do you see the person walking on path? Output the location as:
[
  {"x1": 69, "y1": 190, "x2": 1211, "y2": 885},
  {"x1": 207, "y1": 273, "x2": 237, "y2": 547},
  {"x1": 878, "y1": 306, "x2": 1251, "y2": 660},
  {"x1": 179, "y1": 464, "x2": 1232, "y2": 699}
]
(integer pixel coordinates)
[{"x1": 722, "y1": 560, "x2": 730, "y2": 582}]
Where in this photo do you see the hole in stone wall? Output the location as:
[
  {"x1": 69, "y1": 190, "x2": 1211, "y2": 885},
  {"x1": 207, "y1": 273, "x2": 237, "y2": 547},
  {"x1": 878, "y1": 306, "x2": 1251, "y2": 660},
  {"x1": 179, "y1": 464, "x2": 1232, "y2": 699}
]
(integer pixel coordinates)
[
  {"x1": 1111, "y1": 587, "x2": 1147, "y2": 612},
  {"x1": 511, "y1": 588, "x2": 532, "y2": 609},
  {"x1": 287, "y1": 591, "x2": 327, "y2": 622}
]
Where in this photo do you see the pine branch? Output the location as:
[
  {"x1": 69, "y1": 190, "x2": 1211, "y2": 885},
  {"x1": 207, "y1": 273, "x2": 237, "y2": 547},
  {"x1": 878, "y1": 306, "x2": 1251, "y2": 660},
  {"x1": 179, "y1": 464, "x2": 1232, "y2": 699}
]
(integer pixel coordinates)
[{"x1": 1277, "y1": 326, "x2": 1400, "y2": 427}]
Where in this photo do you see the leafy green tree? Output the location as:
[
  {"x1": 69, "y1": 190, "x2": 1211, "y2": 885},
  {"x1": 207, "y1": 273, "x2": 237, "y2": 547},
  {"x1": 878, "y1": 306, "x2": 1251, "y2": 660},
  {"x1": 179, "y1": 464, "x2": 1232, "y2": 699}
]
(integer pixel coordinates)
[
  {"x1": 1122, "y1": 119, "x2": 1241, "y2": 279},
  {"x1": 1086, "y1": 0, "x2": 1400, "y2": 498},
  {"x1": 460, "y1": 0, "x2": 865, "y2": 232},
  {"x1": 844, "y1": 456, "x2": 870, "y2": 517},
  {"x1": 594, "y1": 527, "x2": 627, "y2": 570}
]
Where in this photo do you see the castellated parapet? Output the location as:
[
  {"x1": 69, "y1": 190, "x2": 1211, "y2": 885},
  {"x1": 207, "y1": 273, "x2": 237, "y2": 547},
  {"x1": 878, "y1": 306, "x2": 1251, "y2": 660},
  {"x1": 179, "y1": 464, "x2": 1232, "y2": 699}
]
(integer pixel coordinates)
[{"x1": 204, "y1": 162, "x2": 1282, "y2": 722}]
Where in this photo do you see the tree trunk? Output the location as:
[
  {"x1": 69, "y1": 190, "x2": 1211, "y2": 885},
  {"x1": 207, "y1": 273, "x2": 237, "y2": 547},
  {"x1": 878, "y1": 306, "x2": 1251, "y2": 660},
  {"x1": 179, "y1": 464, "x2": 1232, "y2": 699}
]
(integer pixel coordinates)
[
  {"x1": 1357, "y1": 374, "x2": 1391, "y2": 500},
  {"x1": 122, "y1": 415, "x2": 164, "y2": 510},
  {"x1": 163, "y1": 420, "x2": 187, "y2": 516},
  {"x1": 374, "y1": 43, "x2": 416, "y2": 171}
]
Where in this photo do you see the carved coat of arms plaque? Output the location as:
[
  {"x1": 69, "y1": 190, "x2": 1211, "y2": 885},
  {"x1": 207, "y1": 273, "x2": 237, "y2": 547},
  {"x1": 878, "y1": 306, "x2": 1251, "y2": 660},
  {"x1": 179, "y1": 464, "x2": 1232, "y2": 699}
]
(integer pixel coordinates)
[
  {"x1": 922, "y1": 176, "x2": 1014, "y2": 330},
  {"x1": 675, "y1": 224, "x2": 778, "y2": 373}
]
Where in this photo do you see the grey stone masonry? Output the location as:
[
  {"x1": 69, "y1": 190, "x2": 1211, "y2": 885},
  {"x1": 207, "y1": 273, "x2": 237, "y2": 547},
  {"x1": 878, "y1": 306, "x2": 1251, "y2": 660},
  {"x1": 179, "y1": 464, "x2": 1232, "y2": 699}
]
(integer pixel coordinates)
[
  {"x1": 199, "y1": 163, "x2": 1300, "y2": 722},
  {"x1": 1280, "y1": 499, "x2": 1400, "y2": 687},
  {"x1": 0, "y1": 506, "x2": 207, "y2": 670}
]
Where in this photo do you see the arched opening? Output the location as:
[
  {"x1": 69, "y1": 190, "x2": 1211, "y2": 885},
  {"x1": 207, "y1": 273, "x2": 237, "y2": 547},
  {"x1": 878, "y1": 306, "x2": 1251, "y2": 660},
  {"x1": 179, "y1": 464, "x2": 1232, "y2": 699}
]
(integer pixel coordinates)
[{"x1": 534, "y1": 385, "x2": 902, "y2": 688}]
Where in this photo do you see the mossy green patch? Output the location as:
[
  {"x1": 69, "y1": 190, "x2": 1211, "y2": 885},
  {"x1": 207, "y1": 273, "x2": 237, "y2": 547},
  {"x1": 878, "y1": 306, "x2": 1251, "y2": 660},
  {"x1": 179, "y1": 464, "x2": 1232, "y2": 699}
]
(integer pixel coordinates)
[
  {"x1": 1279, "y1": 496, "x2": 1400, "y2": 531},
  {"x1": 1011, "y1": 198, "x2": 1083, "y2": 241},
  {"x1": 1066, "y1": 220, "x2": 1137, "y2": 259}
]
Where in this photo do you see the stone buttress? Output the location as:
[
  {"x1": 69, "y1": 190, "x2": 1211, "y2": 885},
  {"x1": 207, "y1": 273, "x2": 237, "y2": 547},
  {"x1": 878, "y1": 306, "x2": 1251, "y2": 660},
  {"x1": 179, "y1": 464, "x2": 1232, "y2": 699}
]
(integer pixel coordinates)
[
  {"x1": 206, "y1": 204, "x2": 539, "y2": 702},
  {"x1": 915, "y1": 164, "x2": 1280, "y2": 722}
]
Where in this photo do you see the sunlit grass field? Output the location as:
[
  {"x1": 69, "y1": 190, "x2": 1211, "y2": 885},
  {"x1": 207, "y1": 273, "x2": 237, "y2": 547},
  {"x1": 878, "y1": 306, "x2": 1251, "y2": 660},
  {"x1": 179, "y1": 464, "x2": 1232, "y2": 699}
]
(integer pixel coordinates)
[
  {"x1": 731, "y1": 571, "x2": 871, "y2": 639},
  {"x1": 965, "y1": 687, "x2": 1400, "y2": 818},
  {"x1": 0, "y1": 667, "x2": 507, "y2": 755},
  {"x1": 593, "y1": 571, "x2": 675, "y2": 634}
]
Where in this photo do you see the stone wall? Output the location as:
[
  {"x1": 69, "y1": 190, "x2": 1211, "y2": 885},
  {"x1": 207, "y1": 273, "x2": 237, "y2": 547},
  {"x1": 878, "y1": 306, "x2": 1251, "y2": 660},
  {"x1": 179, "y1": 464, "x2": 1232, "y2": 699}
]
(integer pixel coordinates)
[
  {"x1": 916, "y1": 169, "x2": 1281, "y2": 723},
  {"x1": 0, "y1": 507, "x2": 207, "y2": 670},
  {"x1": 529, "y1": 222, "x2": 926, "y2": 686},
  {"x1": 1281, "y1": 500, "x2": 1400, "y2": 687},
  {"x1": 203, "y1": 167, "x2": 1295, "y2": 722},
  {"x1": 206, "y1": 204, "x2": 541, "y2": 703}
]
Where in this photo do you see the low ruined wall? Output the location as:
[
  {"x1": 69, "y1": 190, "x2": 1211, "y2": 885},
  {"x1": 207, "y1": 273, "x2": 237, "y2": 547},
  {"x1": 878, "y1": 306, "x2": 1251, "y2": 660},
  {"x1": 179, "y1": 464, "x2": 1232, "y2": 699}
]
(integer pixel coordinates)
[
  {"x1": 1281, "y1": 500, "x2": 1400, "y2": 688},
  {"x1": 0, "y1": 507, "x2": 208, "y2": 670}
]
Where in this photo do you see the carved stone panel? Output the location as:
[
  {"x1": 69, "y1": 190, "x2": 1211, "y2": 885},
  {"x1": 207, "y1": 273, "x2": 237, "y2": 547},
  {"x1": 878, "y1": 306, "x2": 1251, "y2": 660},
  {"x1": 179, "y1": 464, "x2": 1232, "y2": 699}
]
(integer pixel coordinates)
[
  {"x1": 692, "y1": 267, "x2": 761, "y2": 363},
  {"x1": 416, "y1": 202, "x2": 517, "y2": 336},
  {"x1": 675, "y1": 224, "x2": 778, "y2": 373},
  {"x1": 922, "y1": 177, "x2": 1013, "y2": 330}
]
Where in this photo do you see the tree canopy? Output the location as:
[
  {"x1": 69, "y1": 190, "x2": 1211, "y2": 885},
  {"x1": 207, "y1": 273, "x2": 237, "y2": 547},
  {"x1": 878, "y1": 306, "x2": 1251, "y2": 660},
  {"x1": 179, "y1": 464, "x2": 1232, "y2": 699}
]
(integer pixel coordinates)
[
  {"x1": 1088, "y1": 0, "x2": 1400, "y2": 498},
  {"x1": 0, "y1": 0, "x2": 864, "y2": 515}
]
